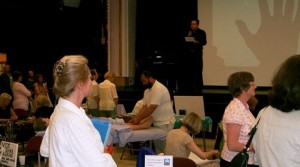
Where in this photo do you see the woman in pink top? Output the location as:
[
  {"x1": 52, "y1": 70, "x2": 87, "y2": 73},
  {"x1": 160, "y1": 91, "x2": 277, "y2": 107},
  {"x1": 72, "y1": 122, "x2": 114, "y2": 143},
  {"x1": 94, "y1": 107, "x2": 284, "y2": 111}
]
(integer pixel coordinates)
[
  {"x1": 220, "y1": 72, "x2": 258, "y2": 167},
  {"x1": 12, "y1": 71, "x2": 32, "y2": 119}
]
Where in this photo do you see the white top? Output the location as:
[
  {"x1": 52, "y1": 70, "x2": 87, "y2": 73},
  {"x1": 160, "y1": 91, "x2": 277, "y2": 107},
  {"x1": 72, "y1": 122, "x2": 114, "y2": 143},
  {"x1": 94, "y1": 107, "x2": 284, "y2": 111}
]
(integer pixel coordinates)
[
  {"x1": 221, "y1": 98, "x2": 256, "y2": 164},
  {"x1": 98, "y1": 80, "x2": 118, "y2": 110},
  {"x1": 87, "y1": 80, "x2": 99, "y2": 109},
  {"x1": 143, "y1": 80, "x2": 175, "y2": 126},
  {"x1": 253, "y1": 106, "x2": 300, "y2": 167},
  {"x1": 131, "y1": 99, "x2": 143, "y2": 115},
  {"x1": 12, "y1": 82, "x2": 31, "y2": 110},
  {"x1": 40, "y1": 98, "x2": 117, "y2": 167}
]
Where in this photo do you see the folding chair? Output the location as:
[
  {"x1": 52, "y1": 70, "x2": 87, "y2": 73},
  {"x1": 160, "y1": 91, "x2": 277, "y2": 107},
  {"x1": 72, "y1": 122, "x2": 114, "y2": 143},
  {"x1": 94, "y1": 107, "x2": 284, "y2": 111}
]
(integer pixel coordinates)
[
  {"x1": 25, "y1": 136, "x2": 47, "y2": 167},
  {"x1": 173, "y1": 157, "x2": 197, "y2": 167},
  {"x1": 136, "y1": 146, "x2": 156, "y2": 167}
]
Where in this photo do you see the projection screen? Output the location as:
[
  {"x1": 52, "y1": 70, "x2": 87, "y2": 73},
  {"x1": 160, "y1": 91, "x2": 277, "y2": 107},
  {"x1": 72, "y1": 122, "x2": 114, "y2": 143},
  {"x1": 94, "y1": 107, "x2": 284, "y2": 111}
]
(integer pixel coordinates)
[{"x1": 198, "y1": 0, "x2": 300, "y2": 87}]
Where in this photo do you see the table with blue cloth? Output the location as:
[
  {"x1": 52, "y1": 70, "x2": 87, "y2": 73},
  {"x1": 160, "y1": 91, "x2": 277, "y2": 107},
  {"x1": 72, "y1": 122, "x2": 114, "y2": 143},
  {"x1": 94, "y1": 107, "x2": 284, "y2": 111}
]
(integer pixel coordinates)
[{"x1": 174, "y1": 115, "x2": 213, "y2": 151}]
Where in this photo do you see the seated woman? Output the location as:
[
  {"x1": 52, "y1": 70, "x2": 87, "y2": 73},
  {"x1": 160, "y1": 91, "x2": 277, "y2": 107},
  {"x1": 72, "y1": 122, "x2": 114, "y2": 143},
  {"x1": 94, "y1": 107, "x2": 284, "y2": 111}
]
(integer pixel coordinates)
[
  {"x1": 0, "y1": 92, "x2": 18, "y2": 122},
  {"x1": 165, "y1": 112, "x2": 219, "y2": 159},
  {"x1": 0, "y1": 93, "x2": 18, "y2": 140},
  {"x1": 26, "y1": 94, "x2": 54, "y2": 131}
]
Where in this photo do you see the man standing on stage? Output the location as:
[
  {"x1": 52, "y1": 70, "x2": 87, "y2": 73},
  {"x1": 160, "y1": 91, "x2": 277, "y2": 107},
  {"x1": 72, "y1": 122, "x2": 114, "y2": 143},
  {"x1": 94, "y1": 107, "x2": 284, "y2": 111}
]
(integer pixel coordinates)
[{"x1": 185, "y1": 19, "x2": 207, "y2": 92}]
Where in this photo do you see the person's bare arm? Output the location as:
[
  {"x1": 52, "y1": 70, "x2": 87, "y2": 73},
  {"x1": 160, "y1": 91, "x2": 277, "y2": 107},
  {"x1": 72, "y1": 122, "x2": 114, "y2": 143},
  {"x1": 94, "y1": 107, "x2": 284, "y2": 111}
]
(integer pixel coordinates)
[
  {"x1": 127, "y1": 116, "x2": 153, "y2": 130},
  {"x1": 129, "y1": 104, "x2": 157, "y2": 124},
  {"x1": 186, "y1": 141, "x2": 219, "y2": 160},
  {"x1": 26, "y1": 116, "x2": 37, "y2": 124},
  {"x1": 42, "y1": 118, "x2": 50, "y2": 126},
  {"x1": 128, "y1": 105, "x2": 146, "y2": 124},
  {"x1": 113, "y1": 98, "x2": 118, "y2": 108},
  {"x1": 0, "y1": 118, "x2": 9, "y2": 123},
  {"x1": 9, "y1": 107, "x2": 18, "y2": 121},
  {"x1": 226, "y1": 123, "x2": 254, "y2": 152}
]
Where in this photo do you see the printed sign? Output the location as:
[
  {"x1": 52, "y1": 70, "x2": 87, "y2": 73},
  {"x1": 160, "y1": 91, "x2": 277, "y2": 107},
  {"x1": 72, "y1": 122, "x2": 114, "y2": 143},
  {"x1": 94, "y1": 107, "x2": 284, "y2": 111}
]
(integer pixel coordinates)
[
  {"x1": 145, "y1": 155, "x2": 173, "y2": 167},
  {"x1": 0, "y1": 141, "x2": 19, "y2": 167}
]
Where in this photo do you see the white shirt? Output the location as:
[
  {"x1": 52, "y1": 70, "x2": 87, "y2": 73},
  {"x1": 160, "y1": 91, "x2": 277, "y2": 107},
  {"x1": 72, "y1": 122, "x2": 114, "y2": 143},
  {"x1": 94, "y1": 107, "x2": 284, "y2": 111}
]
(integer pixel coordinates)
[
  {"x1": 99, "y1": 80, "x2": 118, "y2": 110},
  {"x1": 40, "y1": 98, "x2": 117, "y2": 167},
  {"x1": 131, "y1": 99, "x2": 143, "y2": 115},
  {"x1": 143, "y1": 80, "x2": 175, "y2": 126},
  {"x1": 253, "y1": 106, "x2": 300, "y2": 167}
]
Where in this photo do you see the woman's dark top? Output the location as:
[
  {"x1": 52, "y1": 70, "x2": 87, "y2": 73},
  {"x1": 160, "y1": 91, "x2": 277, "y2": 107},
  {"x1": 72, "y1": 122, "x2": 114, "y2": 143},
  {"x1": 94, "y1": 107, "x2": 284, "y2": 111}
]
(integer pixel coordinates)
[
  {"x1": 34, "y1": 106, "x2": 53, "y2": 118},
  {"x1": 0, "y1": 104, "x2": 12, "y2": 119}
]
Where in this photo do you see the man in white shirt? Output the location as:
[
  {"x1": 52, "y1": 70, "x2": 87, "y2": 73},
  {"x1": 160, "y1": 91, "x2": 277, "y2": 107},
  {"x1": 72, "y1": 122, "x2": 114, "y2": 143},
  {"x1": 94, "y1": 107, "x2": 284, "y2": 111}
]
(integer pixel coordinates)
[{"x1": 129, "y1": 70, "x2": 175, "y2": 153}]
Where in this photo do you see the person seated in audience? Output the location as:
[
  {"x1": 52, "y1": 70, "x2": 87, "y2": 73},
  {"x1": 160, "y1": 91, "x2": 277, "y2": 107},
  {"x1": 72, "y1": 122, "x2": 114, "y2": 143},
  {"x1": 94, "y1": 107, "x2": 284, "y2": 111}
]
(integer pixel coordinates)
[
  {"x1": 0, "y1": 92, "x2": 17, "y2": 140},
  {"x1": 165, "y1": 112, "x2": 219, "y2": 159},
  {"x1": 0, "y1": 92, "x2": 18, "y2": 122},
  {"x1": 26, "y1": 94, "x2": 54, "y2": 131}
]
